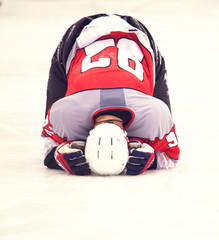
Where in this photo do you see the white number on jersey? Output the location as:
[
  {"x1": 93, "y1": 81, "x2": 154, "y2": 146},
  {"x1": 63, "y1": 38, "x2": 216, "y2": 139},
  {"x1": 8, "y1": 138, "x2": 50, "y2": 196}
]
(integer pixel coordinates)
[
  {"x1": 81, "y1": 38, "x2": 144, "y2": 81},
  {"x1": 166, "y1": 131, "x2": 178, "y2": 148}
]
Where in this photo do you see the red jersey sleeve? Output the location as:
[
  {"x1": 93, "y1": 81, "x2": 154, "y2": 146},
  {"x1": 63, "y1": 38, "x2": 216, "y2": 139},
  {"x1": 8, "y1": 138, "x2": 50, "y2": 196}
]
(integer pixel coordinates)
[
  {"x1": 129, "y1": 125, "x2": 180, "y2": 160},
  {"x1": 42, "y1": 109, "x2": 67, "y2": 144}
]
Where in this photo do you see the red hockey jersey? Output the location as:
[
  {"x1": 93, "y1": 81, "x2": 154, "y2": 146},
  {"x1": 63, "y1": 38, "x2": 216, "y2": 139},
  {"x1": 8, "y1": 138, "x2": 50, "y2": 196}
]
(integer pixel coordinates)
[
  {"x1": 66, "y1": 31, "x2": 155, "y2": 97},
  {"x1": 42, "y1": 15, "x2": 179, "y2": 162}
]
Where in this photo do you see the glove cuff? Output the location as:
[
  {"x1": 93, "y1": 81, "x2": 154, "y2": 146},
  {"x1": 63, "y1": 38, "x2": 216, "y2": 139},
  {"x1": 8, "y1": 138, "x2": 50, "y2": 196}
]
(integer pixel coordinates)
[
  {"x1": 54, "y1": 144, "x2": 75, "y2": 174},
  {"x1": 44, "y1": 147, "x2": 63, "y2": 170},
  {"x1": 140, "y1": 152, "x2": 155, "y2": 174},
  {"x1": 147, "y1": 154, "x2": 157, "y2": 170}
]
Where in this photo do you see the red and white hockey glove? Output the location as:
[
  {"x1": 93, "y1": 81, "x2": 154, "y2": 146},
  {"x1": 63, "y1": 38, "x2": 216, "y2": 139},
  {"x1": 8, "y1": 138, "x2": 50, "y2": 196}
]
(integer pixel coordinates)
[
  {"x1": 126, "y1": 142, "x2": 155, "y2": 175},
  {"x1": 55, "y1": 141, "x2": 91, "y2": 175}
]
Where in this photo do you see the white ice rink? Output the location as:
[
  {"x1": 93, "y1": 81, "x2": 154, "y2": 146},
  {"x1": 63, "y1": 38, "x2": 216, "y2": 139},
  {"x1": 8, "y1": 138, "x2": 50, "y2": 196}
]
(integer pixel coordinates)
[{"x1": 0, "y1": 0, "x2": 219, "y2": 239}]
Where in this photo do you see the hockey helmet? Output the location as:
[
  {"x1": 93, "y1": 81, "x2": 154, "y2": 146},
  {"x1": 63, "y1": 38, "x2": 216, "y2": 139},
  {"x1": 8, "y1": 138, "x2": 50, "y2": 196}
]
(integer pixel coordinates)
[{"x1": 85, "y1": 123, "x2": 129, "y2": 175}]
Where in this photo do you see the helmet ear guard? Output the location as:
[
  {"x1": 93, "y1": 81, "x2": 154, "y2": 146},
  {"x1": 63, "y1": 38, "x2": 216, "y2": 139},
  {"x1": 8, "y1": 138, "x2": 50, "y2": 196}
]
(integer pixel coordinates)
[{"x1": 85, "y1": 123, "x2": 129, "y2": 175}]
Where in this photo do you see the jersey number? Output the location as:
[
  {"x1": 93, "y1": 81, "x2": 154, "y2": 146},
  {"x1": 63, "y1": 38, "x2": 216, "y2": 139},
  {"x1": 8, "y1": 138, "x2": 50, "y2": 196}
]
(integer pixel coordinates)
[
  {"x1": 81, "y1": 38, "x2": 144, "y2": 81},
  {"x1": 166, "y1": 132, "x2": 178, "y2": 148}
]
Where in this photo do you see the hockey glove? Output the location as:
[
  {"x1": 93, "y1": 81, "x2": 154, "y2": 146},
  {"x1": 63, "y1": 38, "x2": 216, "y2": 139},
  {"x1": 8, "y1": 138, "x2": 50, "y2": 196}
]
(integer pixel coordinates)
[
  {"x1": 55, "y1": 141, "x2": 91, "y2": 175},
  {"x1": 126, "y1": 142, "x2": 155, "y2": 175}
]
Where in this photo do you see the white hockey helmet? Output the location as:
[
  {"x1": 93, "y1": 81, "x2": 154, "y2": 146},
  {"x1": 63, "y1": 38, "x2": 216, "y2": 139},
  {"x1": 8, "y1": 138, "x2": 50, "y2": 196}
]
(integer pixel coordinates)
[{"x1": 85, "y1": 123, "x2": 129, "y2": 175}]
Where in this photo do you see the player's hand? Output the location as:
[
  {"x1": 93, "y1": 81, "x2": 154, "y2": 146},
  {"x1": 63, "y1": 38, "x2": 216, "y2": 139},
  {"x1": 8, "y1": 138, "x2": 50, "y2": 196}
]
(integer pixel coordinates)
[
  {"x1": 54, "y1": 141, "x2": 91, "y2": 175},
  {"x1": 126, "y1": 142, "x2": 155, "y2": 175}
]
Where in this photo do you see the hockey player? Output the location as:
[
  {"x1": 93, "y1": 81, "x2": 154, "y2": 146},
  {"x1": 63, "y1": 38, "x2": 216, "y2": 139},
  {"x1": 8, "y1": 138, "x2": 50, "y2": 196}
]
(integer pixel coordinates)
[{"x1": 42, "y1": 14, "x2": 180, "y2": 176}]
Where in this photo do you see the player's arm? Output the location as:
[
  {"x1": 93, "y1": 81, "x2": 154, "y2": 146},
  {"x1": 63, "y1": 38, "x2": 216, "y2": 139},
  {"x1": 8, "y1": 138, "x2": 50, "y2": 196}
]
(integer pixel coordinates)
[
  {"x1": 43, "y1": 138, "x2": 61, "y2": 170},
  {"x1": 122, "y1": 15, "x2": 171, "y2": 112},
  {"x1": 43, "y1": 138, "x2": 91, "y2": 175},
  {"x1": 128, "y1": 126, "x2": 180, "y2": 171},
  {"x1": 45, "y1": 18, "x2": 88, "y2": 116},
  {"x1": 153, "y1": 48, "x2": 172, "y2": 113},
  {"x1": 42, "y1": 112, "x2": 91, "y2": 175},
  {"x1": 125, "y1": 141, "x2": 156, "y2": 175},
  {"x1": 45, "y1": 14, "x2": 108, "y2": 116},
  {"x1": 127, "y1": 140, "x2": 177, "y2": 172}
]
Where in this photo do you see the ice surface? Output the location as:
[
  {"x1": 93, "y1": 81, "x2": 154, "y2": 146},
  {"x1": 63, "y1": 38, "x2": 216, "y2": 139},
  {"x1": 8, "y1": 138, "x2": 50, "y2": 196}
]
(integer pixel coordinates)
[{"x1": 0, "y1": 0, "x2": 219, "y2": 239}]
